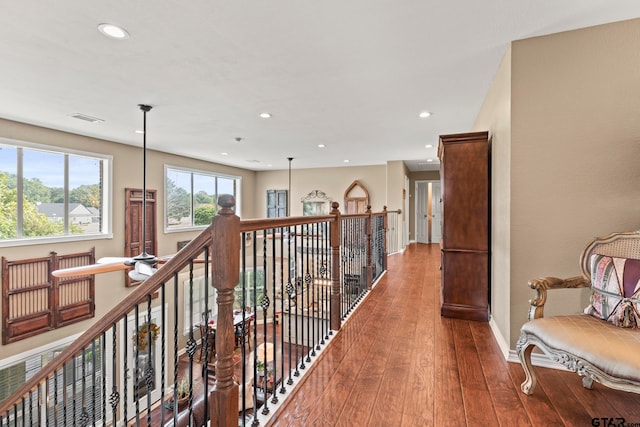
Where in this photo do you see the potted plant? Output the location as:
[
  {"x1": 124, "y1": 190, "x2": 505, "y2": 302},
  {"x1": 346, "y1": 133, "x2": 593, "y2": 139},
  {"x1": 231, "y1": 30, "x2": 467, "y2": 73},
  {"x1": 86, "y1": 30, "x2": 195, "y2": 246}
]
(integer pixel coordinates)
[
  {"x1": 175, "y1": 378, "x2": 190, "y2": 410},
  {"x1": 255, "y1": 360, "x2": 274, "y2": 390}
]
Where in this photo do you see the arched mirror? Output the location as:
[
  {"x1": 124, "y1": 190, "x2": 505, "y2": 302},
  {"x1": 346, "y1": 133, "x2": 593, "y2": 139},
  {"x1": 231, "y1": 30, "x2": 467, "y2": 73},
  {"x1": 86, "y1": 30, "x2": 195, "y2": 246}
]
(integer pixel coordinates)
[{"x1": 301, "y1": 190, "x2": 331, "y2": 216}]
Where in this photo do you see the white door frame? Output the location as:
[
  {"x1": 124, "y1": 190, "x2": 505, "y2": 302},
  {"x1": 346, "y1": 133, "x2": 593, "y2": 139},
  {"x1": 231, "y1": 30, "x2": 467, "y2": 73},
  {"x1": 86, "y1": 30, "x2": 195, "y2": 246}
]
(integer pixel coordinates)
[
  {"x1": 415, "y1": 180, "x2": 429, "y2": 243},
  {"x1": 404, "y1": 176, "x2": 410, "y2": 248},
  {"x1": 414, "y1": 179, "x2": 442, "y2": 244},
  {"x1": 429, "y1": 180, "x2": 442, "y2": 243}
]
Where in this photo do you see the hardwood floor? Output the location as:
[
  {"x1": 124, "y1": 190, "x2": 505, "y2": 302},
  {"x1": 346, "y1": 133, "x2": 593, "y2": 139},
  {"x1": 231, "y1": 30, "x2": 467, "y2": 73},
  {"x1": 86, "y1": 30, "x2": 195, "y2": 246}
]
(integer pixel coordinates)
[{"x1": 268, "y1": 243, "x2": 640, "y2": 427}]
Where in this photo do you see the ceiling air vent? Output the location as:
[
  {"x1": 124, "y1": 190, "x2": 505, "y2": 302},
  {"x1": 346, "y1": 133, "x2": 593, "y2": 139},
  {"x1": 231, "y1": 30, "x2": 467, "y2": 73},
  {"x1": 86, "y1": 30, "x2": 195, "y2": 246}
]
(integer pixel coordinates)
[{"x1": 69, "y1": 113, "x2": 105, "y2": 123}]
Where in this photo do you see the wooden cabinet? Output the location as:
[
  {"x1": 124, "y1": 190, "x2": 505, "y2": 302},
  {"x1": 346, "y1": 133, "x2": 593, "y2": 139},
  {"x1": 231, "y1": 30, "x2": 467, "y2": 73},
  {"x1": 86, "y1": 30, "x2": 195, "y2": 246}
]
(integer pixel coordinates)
[{"x1": 438, "y1": 131, "x2": 490, "y2": 321}]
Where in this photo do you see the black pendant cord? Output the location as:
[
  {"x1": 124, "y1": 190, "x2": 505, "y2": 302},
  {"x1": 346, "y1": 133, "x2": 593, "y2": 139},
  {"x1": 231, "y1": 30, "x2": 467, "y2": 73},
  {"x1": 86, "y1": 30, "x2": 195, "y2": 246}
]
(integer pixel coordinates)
[
  {"x1": 287, "y1": 157, "x2": 293, "y2": 216},
  {"x1": 136, "y1": 104, "x2": 154, "y2": 261}
]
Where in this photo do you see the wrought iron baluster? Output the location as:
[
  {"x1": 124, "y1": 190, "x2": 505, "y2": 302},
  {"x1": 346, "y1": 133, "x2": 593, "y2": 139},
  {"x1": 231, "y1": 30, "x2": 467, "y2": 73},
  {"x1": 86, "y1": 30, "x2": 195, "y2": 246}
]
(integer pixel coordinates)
[
  {"x1": 286, "y1": 226, "x2": 294, "y2": 386},
  {"x1": 122, "y1": 314, "x2": 128, "y2": 423},
  {"x1": 53, "y1": 361, "x2": 59, "y2": 427},
  {"x1": 172, "y1": 275, "x2": 179, "y2": 427},
  {"x1": 278, "y1": 227, "x2": 287, "y2": 395},
  {"x1": 145, "y1": 295, "x2": 154, "y2": 427},
  {"x1": 133, "y1": 305, "x2": 140, "y2": 425},
  {"x1": 80, "y1": 345, "x2": 88, "y2": 427},
  {"x1": 251, "y1": 230, "x2": 259, "y2": 426},
  {"x1": 201, "y1": 247, "x2": 209, "y2": 426},
  {"x1": 187, "y1": 262, "x2": 196, "y2": 421},
  {"x1": 260, "y1": 230, "x2": 271, "y2": 415},
  {"x1": 240, "y1": 234, "x2": 248, "y2": 426},
  {"x1": 294, "y1": 225, "x2": 300, "y2": 376},
  {"x1": 100, "y1": 332, "x2": 106, "y2": 427},
  {"x1": 109, "y1": 324, "x2": 119, "y2": 423},
  {"x1": 270, "y1": 228, "x2": 279, "y2": 405},
  {"x1": 160, "y1": 282, "x2": 166, "y2": 426}
]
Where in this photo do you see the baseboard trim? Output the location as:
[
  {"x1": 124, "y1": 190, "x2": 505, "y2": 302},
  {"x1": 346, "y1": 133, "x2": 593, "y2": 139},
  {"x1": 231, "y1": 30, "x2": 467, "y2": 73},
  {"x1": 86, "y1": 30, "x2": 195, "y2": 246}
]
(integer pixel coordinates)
[{"x1": 488, "y1": 317, "x2": 568, "y2": 371}]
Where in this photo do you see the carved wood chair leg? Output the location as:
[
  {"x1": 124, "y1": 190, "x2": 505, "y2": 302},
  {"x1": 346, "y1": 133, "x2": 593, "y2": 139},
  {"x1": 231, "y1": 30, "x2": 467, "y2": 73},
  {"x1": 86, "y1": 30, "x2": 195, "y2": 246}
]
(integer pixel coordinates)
[
  {"x1": 582, "y1": 376, "x2": 594, "y2": 389},
  {"x1": 517, "y1": 339, "x2": 537, "y2": 395}
]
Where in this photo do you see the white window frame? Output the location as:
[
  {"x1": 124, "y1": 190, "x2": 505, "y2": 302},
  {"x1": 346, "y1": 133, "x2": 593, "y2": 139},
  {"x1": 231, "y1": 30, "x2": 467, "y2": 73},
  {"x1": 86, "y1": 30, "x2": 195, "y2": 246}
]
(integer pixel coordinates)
[
  {"x1": 0, "y1": 137, "x2": 113, "y2": 247},
  {"x1": 0, "y1": 331, "x2": 114, "y2": 426},
  {"x1": 183, "y1": 275, "x2": 218, "y2": 336},
  {"x1": 164, "y1": 165, "x2": 241, "y2": 233}
]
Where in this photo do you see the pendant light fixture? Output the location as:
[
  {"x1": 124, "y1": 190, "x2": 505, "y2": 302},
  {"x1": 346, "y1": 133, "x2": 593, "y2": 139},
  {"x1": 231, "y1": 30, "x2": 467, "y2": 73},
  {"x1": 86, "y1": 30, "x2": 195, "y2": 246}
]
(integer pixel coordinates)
[{"x1": 134, "y1": 104, "x2": 155, "y2": 262}]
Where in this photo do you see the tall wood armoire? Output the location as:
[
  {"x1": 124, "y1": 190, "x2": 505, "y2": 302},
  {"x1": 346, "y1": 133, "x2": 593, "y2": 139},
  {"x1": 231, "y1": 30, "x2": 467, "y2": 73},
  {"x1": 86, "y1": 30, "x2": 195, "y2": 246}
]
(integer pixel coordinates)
[{"x1": 438, "y1": 131, "x2": 490, "y2": 321}]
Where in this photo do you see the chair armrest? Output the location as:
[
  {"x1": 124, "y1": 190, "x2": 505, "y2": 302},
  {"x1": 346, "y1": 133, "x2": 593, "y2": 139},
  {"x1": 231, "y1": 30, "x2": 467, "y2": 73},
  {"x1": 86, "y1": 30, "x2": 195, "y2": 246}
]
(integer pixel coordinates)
[{"x1": 527, "y1": 276, "x2": 590, "y2": 320}]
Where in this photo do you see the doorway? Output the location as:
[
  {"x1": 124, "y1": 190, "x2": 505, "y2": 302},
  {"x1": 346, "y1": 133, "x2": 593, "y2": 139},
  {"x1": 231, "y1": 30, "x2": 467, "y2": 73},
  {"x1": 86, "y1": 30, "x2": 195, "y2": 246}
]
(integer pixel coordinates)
[{"x1": 415, "y1": 180, "x2": 441, "y2": 244}]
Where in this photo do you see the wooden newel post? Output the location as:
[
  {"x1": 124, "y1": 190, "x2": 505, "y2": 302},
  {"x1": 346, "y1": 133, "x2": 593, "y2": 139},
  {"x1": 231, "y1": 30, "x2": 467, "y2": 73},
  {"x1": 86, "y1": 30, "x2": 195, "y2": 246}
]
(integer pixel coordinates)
[
  {"x1": 210, "y1": 194, "x2": 239, "y2": 427},
  {"x1": 329, "y1": 202, "x2": 342, "y2": 332},
  {"x1": 382, "y1": 206, "x2": 388, "y2": 272},
  {"x1": 365, "y1": 205, "x2": 373, "y2": 290}
]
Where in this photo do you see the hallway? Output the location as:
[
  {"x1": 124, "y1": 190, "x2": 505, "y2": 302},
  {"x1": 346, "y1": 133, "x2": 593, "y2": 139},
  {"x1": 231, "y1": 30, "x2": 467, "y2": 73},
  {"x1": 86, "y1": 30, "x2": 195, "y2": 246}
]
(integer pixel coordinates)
[{"x1": 268, "y1": 243, "x2": 640, "y2": 426}]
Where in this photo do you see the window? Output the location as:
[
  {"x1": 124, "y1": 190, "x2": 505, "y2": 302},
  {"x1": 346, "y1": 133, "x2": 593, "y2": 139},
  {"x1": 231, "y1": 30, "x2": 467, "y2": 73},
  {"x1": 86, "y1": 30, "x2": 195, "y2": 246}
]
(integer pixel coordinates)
[
  {"x1": 266, "y1": 189, "x2": 287, "y2": 218},
  {"x1": 0, "y1": 333, "x2": 113, "y2": 426},
  {"x1": 0, "y1": 138, "x2": 112, "y2": 246},
  {"x1": 235, "y1": 268, "x2": 266, "y2": 309},
  {"x1": 183, "y1": 275, "x2": 217, "y2": 335},
  {"x1": 165, "y1": 166, "x2": 240, "y2": 231}
]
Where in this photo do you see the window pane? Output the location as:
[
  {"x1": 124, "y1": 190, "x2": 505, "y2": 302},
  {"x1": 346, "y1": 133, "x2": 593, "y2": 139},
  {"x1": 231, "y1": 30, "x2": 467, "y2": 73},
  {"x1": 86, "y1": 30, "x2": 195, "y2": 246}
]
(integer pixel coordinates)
[
  {"x1": 217, "y1": 177, "x2": 235, "y2": 198},
  {"x1": 193, "y1": 173, "x2": 216, "y2": 226},
  {"x1": 166, "y1": 169, "x2": 191, "y2": 229},
  {"x1": 69, "y1": 156, "x2": 102, "y2": 235},
  {"x1": 23, "y1": 149, "x2": 65, "y2": 237},
  {"x1": 0, "y1": 142, "x2": 111, "y2": 243},
  {"x1": 0, "y1": 145, "x2": 17, "y2": 239}
]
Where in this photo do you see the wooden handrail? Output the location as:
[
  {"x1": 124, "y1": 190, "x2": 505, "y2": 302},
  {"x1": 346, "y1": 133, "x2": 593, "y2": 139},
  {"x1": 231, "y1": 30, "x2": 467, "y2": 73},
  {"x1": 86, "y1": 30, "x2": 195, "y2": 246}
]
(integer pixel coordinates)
[{"x1": 240, "y1": 214, "x2": 335, "y2": 231}]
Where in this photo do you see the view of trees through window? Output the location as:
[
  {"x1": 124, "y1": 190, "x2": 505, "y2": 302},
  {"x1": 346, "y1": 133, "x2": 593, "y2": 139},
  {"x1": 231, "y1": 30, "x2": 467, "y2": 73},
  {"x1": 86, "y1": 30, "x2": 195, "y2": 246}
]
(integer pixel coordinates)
[
  {"x1": 0, "y1": 142, "x2": 109, "y2": 241},
  {"x1": 165, "y1": 166, "x2": 239, "y2": 230}
]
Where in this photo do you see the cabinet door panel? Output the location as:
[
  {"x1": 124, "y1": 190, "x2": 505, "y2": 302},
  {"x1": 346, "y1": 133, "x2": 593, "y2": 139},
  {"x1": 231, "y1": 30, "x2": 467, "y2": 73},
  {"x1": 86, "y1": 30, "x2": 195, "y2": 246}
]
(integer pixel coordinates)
[
  {"x1": 441, "y1": 141, "x2": 488, "y2": 251},
  {"x1": 440, "y1": 251, "x2": 489, "y2": 321}
]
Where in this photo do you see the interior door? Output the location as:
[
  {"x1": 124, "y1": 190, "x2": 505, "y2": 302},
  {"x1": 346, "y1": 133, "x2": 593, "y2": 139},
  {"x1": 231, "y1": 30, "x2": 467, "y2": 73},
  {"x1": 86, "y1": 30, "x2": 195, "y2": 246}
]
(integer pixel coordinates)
[
  {"x1": 416, "y1": 181, "x2": 429, "y2": 244},
  {"x1": 431, "y1": 182, "x2": 442, "y2": 243},
  {"x1": 125, "y1": 188, "x2": 157, "y2": 287}
]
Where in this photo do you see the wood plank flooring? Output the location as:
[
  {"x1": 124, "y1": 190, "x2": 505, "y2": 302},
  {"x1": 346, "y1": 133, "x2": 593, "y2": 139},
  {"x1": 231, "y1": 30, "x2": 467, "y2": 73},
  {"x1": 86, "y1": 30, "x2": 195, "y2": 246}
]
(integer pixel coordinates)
[{"x1": 268, "y1": 243, "x2": 640, "y2": 427}]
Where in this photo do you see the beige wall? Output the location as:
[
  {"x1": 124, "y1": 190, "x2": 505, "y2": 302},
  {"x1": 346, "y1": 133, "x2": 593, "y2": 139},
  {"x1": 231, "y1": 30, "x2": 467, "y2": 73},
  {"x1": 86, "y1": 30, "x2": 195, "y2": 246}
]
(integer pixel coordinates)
[
  {"x1": 476, "y1": 18, "x2": 640, "y2": 348},
  {"x1": 0, "y1": 118, "x2": 256, "y2": 359},
  {"x1": 473, "y1": 45, "x2": 512, "y2": 347},
  {"x1": 386, "y1": 160, "x2": 410, "y2": 249},
  {"x1": 255, "y1": 164, "x2": 387, "y2": 218},
  {"x1": 408, "y1": 170, "x2": 441, "y2": 242}
]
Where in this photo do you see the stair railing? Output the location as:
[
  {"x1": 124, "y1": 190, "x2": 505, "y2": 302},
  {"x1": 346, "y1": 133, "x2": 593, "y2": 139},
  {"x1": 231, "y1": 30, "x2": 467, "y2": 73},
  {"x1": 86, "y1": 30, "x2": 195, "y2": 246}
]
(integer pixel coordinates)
[{"x1": 0, "y1": 195, "x2": 388, "y2": 427}]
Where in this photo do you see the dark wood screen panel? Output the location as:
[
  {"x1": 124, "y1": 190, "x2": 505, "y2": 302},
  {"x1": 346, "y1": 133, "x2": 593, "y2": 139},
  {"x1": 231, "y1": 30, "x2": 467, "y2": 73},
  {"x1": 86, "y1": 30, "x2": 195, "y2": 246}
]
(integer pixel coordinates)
[{"x1": 2, "y1": 249, "x2": 95, "y2": 344}]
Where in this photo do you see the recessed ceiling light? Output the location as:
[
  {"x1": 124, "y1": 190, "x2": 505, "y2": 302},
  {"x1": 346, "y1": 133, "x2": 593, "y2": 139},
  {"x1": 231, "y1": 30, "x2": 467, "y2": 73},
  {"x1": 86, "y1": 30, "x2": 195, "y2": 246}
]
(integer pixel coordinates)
[
  {"x1": 427, "y1": 159, "x2": 434, "y2": 162},
  {"x1": 419, "y1": 111, "x2": 432, "y2": 118},
  {"x1": 267, "y1": 164, "x2": 273, "y2": 167},
  {"x1": 425, "y1": 144, "x2": 433, "y2": 148},
  {"x1": 97, "y1": 23, "x2": 130, "y2": 40},
  {"x1": 221, "y1": 152, "x2": 228, "y2": 156},
  {"x1": 259, "y1": 112, "x2": 272, "y2": 118},
  {"x1": 318, "y1": 144, "x2": 326, "y2": 148},
  {"x1": 344, "y1": 160, "x2": 350, "y2": 163},
  {"x1": 135, "y1": 130, "x2": 144, "y2": 134}
]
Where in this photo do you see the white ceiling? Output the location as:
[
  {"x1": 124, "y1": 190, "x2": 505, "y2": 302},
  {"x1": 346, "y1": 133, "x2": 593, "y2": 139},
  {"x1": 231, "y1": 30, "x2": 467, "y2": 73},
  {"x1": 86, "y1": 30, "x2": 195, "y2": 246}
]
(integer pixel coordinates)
[{"x1": 1, "y1": 2, "x2": 639, "y2": 172}]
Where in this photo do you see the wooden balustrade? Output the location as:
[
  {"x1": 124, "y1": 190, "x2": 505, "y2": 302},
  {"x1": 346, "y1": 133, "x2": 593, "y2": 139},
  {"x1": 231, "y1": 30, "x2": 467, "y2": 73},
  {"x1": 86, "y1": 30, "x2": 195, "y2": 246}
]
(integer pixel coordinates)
[{"x1": 0, "y1": 196, "x2": 388, "y2": 427}]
